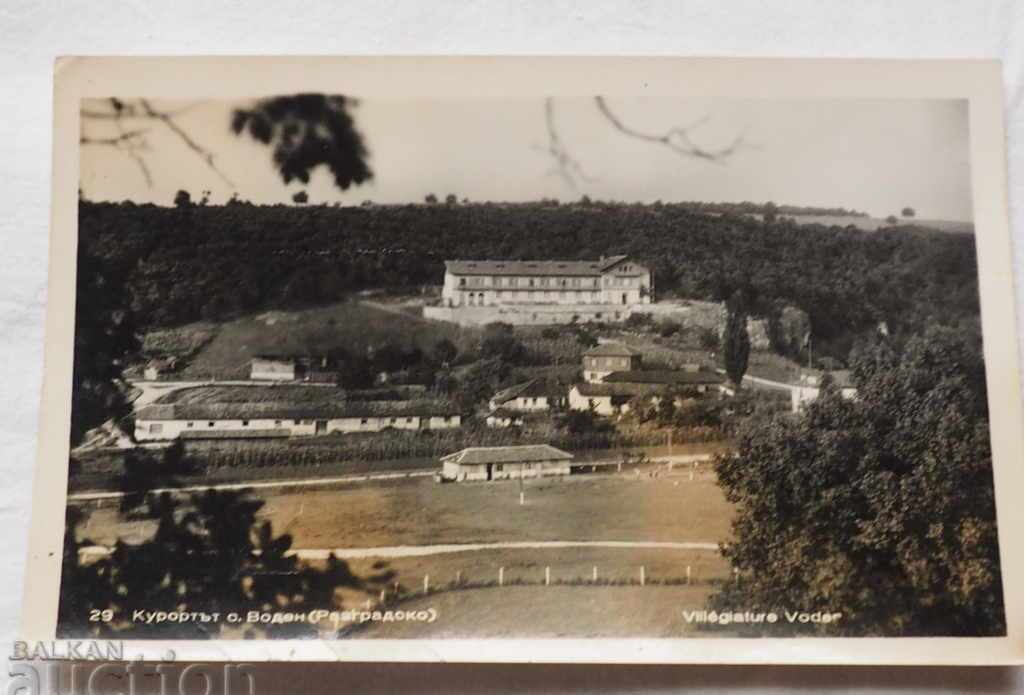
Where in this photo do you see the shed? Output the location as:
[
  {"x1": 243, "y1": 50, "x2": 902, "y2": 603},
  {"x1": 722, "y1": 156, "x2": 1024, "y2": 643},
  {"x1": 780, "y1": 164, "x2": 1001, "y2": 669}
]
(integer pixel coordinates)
[{"x1": 440, "y1": 444, "x2": 574, "y2": 482}]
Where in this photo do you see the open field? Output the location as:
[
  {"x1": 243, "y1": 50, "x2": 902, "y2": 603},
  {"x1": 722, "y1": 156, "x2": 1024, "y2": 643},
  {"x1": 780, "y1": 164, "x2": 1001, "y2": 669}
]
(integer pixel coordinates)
[
  {"x1": 77, "y1": 470, "x2": 733, "y2": 550},
  {"x1": 347, "y1": 584, "x2": 723, "y2": 638},
  {"x1": 157, "y1": 300, "x2": 481, "y2": 380}
]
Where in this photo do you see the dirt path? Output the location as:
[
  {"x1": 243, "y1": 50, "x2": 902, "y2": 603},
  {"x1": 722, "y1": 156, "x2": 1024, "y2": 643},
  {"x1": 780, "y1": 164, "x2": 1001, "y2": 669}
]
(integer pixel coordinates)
[{"x1": 79, "y1": 539, "x2": 720, "y2": 562}]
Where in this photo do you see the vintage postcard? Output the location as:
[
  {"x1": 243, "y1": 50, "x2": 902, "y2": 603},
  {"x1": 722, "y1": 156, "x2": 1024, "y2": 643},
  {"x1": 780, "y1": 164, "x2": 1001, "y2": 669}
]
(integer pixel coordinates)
[{"x1": 19, "y1": 57, "x2": 1023, "y2": 664}]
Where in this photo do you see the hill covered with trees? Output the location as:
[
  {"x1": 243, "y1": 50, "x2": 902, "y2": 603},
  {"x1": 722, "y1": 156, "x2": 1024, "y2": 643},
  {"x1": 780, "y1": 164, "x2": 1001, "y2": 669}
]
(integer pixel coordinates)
[{"x1": 79, "y1": 198, "x2": 982, "y2": 363}]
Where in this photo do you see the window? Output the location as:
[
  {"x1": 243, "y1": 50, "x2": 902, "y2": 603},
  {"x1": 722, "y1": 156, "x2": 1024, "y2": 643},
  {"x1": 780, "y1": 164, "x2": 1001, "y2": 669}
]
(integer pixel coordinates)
[
  {"x1": 390, "y1": 418, "x2": 397, "y2": 425},
  {"x1": 274, "y1": 420, "x2": 282, "y2": 426},
  {"x1": 186, "y1": 422, "x2": 194, "y2": 428},
  {"x1": 496, "y1": 464, "x2": 504, "y2": 472},
  {"x1": 459, "y1": 278, "x2": 466, "y2": 286},
  {"x1": 524, "y1": 463, "x2": 533, "y2": 470},
  {"x1": 242, "y1": 420, "x2": 250, "y2": 427},
  {"x1": 149, "y1": 423, "x2": 163, "y2": 434},
  {"x1": 406, "y1": 417, "x2": 413, "y2": 423},
  {"x1": 208, "y1": 421, "x2": 215, "y2": 427},
  {"x1": 360, "y1": 418, "x2": 369, "y2": 425}
]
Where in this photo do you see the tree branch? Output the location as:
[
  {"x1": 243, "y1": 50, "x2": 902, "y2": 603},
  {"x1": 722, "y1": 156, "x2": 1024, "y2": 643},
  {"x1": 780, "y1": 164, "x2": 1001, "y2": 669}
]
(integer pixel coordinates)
[
  {"x1": 594, "y1": 96, "x2": 747, "y2": 162},
  {"x1": 539, "y1": 98, "x2": 598, "y2": 190},
  {"x1": 139, "y1": 99, "x2": 234, "y2": 187}
]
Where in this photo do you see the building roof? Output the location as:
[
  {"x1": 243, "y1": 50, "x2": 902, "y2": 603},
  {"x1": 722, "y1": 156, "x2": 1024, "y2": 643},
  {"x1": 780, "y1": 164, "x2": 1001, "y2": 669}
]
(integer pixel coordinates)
[
  {"x1": 136, "y1": 399, "x2": 460, "y2": 421},
  {"x1": 444, "y1": 255, "x2": 639, "y2": 278},
  {"x1": 603, "y1": 370, "x2": 724, "y2": 386},
  {"x1": 583, "y1": 342, "x2": 642, "y2": 358},
  {"x1": 572, "y1": 382, "x2": 662, "y2": 398},
  {"x1": 441, "y1": 444, "x2": 574, "y2": 465}
]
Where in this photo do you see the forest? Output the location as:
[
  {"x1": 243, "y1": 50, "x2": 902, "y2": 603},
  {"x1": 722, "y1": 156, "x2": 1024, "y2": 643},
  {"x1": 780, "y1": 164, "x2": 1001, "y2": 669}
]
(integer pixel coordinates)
[{"x1": 78, "y1": 198, "x2": 981, "y2": 363}]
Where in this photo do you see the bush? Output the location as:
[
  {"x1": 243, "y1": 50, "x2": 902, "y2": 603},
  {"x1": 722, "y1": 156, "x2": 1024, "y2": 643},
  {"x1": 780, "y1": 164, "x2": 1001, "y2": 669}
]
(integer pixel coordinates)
[{"x1": 657, "y1": 320, "x2": 682, "y2": 338}]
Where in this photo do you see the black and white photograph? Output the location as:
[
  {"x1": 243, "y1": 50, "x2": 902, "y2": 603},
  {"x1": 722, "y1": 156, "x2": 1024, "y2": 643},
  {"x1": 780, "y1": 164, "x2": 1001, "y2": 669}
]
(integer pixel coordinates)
[{"x1": 21, "y1": 57, "x2": 1022, "y2": 664}]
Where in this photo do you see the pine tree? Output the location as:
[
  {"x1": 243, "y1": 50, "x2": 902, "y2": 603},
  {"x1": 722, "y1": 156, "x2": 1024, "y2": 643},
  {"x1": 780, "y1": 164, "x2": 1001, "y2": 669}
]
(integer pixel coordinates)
[{"x1": 723, "y1": 294, "x2": 751, "y2": 388}]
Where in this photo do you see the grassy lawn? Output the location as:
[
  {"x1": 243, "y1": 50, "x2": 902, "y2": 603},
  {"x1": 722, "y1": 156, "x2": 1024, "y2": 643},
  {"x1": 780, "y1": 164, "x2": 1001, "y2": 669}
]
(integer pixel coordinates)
[
  {"x1": 347, "y1": 584, "x2": 724, "y2": 638},
  {"x1": 162, "y1": 300, "x2": 481, "y2": 380},
  {"x1": 77, "y1": 471, "x2": 733, "y2": 551}
]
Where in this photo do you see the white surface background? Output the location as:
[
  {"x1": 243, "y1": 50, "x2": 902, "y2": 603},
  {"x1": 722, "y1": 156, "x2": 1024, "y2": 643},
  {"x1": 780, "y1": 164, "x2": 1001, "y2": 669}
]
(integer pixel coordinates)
[{"x1": 0, "y1": 1, "x2": 1021, "y2": 692}]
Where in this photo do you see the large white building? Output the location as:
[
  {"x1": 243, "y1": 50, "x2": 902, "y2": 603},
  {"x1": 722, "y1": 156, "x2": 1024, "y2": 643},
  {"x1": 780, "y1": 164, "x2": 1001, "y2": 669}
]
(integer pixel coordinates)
[
  {"x1": 441, "y1": 255, "x2": 651, "y2": 307},
  {"x1": 134, "y1": 400, "x2": 461, "y2": 441}
]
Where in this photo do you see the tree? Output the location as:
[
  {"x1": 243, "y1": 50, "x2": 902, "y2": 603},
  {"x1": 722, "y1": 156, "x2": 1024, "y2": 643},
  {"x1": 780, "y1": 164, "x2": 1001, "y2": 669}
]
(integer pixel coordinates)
[
  {"x1": 901, "y1": 207, "x2": 916, "y2": 218},
  {"x1": 231, "y1": 94, "x2": 371, "y2": 189},
  {"x1": 432, "y1": 338, "x2": 458, "y2": 366},
  {"x1": 885, "y1": 215, "x2": 898, "y2": 225},
  {"x1": 722, "y1": 294, "x2": 751, "y2": 388},
  {"x1": 712, "y1": 327, "x2": 1004, "y2": 636},
  {"x1": 59, "y1": 489, "x2": 375, "y2": 638},
  {"x1": 69, "y1": 250, "x2": 140, "y2": 445},
  {"x1": 292, "y1": 190, "x2": 308, "y2": 204},
  {"x1": 173, "y1": 189, "x2": 192, "y2": 208},
  {"x1": 478, "y1": 322, "x2": 527, "y2": 363}
]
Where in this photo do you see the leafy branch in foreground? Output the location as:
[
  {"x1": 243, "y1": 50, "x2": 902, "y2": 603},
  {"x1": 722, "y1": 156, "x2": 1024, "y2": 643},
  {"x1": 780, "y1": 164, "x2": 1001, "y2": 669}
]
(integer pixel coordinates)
[{"x1": 59, "y1": 488, "x2": 383, "y2": 639}]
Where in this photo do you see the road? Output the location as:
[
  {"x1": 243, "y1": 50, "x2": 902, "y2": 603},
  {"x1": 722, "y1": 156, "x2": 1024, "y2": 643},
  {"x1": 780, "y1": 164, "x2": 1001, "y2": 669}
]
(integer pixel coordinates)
[
  {"x1": 79, "y1": 539, "x2": 720, "y2": 561},
  {"x1": 66, "y1": 468, "x2": 439, "y2": 503},
  {"x1": 67, "y1": 452, "x2": 716, "y2": 503}
]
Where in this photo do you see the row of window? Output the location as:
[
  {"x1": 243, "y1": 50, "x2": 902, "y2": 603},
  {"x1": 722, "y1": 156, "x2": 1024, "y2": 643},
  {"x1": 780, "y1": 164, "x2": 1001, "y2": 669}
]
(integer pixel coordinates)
[
  {"x1": 458, "y1": 276, "x2": 601, "y2": 289},
  {"x1": 147, "y1": 416, "x2": 456, "y2": 434}
]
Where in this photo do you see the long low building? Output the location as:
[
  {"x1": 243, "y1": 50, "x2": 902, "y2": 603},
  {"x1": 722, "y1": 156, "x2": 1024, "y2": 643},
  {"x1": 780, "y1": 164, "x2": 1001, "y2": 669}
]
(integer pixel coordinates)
[
  {"x1": 440, "y1": 444, "x2": 575, "y2": 482},
  {"x1": 134, "y1": 400, "x2": 462, "y2": 441}
]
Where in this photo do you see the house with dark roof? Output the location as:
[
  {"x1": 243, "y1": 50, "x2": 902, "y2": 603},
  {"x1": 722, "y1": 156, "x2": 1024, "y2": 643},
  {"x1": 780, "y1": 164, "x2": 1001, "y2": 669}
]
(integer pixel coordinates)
[
  {"x1": 440, "y1": 444, "x2": 574, "y2": 482},
  {"x1": 582, "y1": 342, "x2": 643, "y2": 383},
  {"x1": 603, "y1": 368, "x2": 724, "y2": 393},
  {"x1": 438, "y1": 255, "x2": 652, "y2": 314},
  {"x1": 134, "y1": 399, "x2": 461, "y2": 441},
  {"x1": 487, "y1": 378, "x2": 566, "y2": 413}
]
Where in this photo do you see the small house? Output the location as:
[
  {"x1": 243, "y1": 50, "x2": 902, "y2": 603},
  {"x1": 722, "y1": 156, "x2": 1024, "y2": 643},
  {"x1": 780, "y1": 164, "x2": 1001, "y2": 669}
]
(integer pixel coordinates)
[
  {"x1": 440, "y1": 444, "x2": 574, "y2": 482},
  {"x1": 568, "y1": 382, "x2": 660, "y2": 416},
  {"x1": 791, "y1": 371, "x2": 857, "y2": 412},
  {"x1": 250, "y1": 355, "x2": 297, "y2": 381},
  {"x1": 602, "y1": 367, "x2": 724, "y2": 394},
  {"x1": 487, "y1": 378, "x2": 565, "y2": 412},
  {"x1": 143, "y1": 357, "x2": 178, "y2": 381},
  {"x1": 582, "y1": 343, "x2": 643, "y2": 383}
]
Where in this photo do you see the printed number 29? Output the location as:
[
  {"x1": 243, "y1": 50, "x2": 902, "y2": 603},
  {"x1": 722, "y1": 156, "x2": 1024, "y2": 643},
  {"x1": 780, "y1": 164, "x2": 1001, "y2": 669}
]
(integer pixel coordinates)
[{"x1": 89, "y1": 609, "x2": 114, "y2": 622}]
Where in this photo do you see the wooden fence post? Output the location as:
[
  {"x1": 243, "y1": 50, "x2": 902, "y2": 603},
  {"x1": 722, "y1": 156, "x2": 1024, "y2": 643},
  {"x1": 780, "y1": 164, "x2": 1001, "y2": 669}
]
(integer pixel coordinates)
[
  {"x1": 592, "y1": 566, "x2": 598, "y2": 582},
  {"x1": 499, "y1": 566, "x2": 504, "y2": 586},
  {"x1": 545, "y1": 566, "x2": 551, "y2": 586},
  {"x1": 640, "y1": 566, "x2": 646, "y2": 586},
  {"x1": 424, "y1": 574, "x2": 430, "y2": 594},
  {"x1": 686, "y1": 565, "x2": 692, "y2": 585},
  {"x1": 456, "y1": 570, "x2": 462, "y2": 585}
]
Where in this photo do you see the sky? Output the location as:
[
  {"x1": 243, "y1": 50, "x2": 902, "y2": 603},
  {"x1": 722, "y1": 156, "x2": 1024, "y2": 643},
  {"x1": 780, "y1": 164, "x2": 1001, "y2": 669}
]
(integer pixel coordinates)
[{"x1": 79, "y1": 97, "x2": 973, "y2": 221}]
